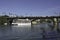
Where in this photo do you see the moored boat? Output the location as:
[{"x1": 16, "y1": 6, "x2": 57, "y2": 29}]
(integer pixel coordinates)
[
  {"x1": 12, "y1": 19, "x2": 31, "y2": 26},
  {"x1": 4, "y1": 22, "x2": 31, "y2": 26}
]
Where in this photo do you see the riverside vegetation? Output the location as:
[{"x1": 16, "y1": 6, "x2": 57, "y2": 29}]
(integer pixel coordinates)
[{"x1": 0, "y1": 15, "x2": 8, "y2": 25}]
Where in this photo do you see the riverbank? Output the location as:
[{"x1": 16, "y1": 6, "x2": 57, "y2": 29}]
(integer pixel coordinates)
[{"x1": 0, "y1": 15, "x2": 8, "y2": 25}]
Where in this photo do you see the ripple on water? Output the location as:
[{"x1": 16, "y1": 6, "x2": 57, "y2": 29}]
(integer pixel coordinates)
[{"x1": 0, "y1": 23, "x2": 60, "y2": 40}]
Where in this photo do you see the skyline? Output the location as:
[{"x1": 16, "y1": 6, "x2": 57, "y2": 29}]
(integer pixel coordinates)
[{"x1": 0, "y1": 0, "x2": 60, "y2": 16}]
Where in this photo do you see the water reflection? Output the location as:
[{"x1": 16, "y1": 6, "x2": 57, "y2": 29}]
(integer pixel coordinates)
[{"x1": 0, "y1": 23, "x2": 60, "y2": 40}]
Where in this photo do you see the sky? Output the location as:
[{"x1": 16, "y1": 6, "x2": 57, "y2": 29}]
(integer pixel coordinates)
[{"x1": 0, "y1": 0, "x2": 60, "y2": 16}]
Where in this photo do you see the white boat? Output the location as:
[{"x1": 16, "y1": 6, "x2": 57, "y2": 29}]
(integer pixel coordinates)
[
  {"x1": 12, "y1": 22, "x2": 31, "y2": 26},
  {"x1": 12, "y1": 19, "x2": 31, "y2": 26}
]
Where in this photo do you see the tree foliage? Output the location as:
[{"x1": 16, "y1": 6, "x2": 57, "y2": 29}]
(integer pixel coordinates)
[{"x1": 0, "y1": 15, "x2": 9, "y2": 25}]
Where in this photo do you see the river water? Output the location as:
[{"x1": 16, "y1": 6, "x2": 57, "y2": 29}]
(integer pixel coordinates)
[{"x1": 0, "y1": 23, "x2": 60, "y2": 40}]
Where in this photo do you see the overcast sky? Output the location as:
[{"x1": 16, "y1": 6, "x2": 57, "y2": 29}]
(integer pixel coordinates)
[{"x1": 0, "y1": 0, "x2": 60, "y2": 16}]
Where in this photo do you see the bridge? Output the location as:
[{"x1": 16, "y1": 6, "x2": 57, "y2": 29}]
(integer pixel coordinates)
[
  {"x1": 6, "y1": 16, "x2": 60, "y2": 31},
  {"x1": 6, "y1": 16, "x2": 60, "y2": 19}
]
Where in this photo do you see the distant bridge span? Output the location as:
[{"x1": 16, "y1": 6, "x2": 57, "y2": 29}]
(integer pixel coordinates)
[{"x1": 6, "y1": 16, "x2": 60, "y2": 19}]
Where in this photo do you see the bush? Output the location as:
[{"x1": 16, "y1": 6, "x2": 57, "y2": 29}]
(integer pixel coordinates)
[{"x1": 0, "y1": 16, "x2": 8, "y2": 25}]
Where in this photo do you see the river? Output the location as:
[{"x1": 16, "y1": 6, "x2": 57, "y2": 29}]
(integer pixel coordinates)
[{"x1": 0, "y1": 23, "x2": 60, "y2": 40}]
